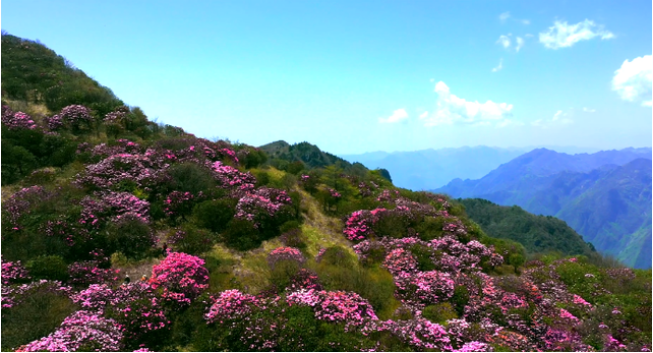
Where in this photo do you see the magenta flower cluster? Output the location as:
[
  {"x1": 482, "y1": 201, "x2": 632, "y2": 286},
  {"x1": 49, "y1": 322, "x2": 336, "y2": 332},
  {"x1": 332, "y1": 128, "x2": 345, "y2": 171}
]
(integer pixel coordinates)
[
  {"x1": 267, "y1": 246, "x2": 305, "y2": 269},
  {"x1": 204, "y1": 289, "x2": 261, "y2": 324},
  {"x1": 79, "y1": 192, "x2": 150, "y2": 228},
  {"x1": 235, "y1": 187, "x2": 292, "y2": 227},
  {"x1": 19, "y1": 310, "x2": 124, "y2": 352},
  {"x1": 150, "y1": 251, "x2": 209, "y2": 305},
  {"x1": 1, "y1": 256, "x2": 29, "y2": 285},
  {"x1": 1, "y1": 107, "x2": 37, "y2": 130},
  {"x1": 210, "y1": 161, "x2": 256, "y2": 191}
]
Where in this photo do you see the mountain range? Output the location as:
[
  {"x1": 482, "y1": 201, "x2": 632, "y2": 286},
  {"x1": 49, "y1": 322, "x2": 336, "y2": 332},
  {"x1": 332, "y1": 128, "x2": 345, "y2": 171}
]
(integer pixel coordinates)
[
  {"x1": 435, "y1": 148, "x2": 652, "y2": 268},
  {"x1": 340, "y1": 146, "x2": 528, "y2": 190}
]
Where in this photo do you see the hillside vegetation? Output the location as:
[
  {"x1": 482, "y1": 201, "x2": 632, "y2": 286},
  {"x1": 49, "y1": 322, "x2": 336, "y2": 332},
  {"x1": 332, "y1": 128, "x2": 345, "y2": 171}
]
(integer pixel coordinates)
[{"x1": 1, "y1": 33, "x2": 651, "y2": 352}]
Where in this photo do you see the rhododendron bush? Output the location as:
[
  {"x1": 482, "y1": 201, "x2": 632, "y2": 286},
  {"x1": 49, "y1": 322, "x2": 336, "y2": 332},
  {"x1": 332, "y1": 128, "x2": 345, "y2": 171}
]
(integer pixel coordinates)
[{"x1": 150, "y1": 251, "x2": 209, "y2": 305}]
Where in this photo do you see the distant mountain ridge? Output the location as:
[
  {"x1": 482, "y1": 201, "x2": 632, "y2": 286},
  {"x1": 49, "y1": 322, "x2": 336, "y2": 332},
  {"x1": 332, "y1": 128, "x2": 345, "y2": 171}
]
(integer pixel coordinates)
[
  {"x1": 435, "y1": 148, "x2": 652, "y2": 268},
  {"x1": 340, "y1": 146, "x2": 529, "y2": 190}
]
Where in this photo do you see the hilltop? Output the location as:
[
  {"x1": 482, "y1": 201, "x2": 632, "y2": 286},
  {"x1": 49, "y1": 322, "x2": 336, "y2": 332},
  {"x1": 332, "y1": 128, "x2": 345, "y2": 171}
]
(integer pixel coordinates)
[{"x1": 1, "y1": 33, "x2": 651, "y2": 352}]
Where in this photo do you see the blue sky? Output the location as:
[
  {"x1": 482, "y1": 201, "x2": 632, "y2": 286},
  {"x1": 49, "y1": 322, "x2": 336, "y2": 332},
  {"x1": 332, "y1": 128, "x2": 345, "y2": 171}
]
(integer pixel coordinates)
[{"x1": 3, "y1": 0, "x2": 651, "y2": 154}]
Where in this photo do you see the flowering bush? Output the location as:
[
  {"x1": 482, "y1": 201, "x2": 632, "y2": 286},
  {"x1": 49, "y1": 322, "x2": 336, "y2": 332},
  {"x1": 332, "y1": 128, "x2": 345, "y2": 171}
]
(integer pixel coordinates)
[
  {"x1": 286, "y1": 289, "x2": 378, "y2": 330},
  {"x1": 55, "y1": 104, "x2": 93, "y2": 131},
  {"x1": 1, "y1": 257, "x2": 29, "y2": 285},
  {"x1": 150, "y1": 252, "x2": 209, "y2": 305},
  {"x1": 210, "y1": 161, "x2": 256, "y2": 190},
  {"x1": 19, "y1": 310, "x2": 124, "y2": 352},
  {"x1": 76, "y1": 152, "x2": 169, "y2": 191},
  {"x1": 343, "y1": 210, "x2": 376, "y2": 242},
  {"x1": 395, "y1": 270, "x2": 455, "y2": 306},
  {"x1": 68, "y1": 261, "x2": 120, "y2": 285},
  {"x1": 383, "y1": 248, "x2": 419, "y2": 276},
  {"x1": 1, "y1": 108, "x2": 38, "y2": 130},
  {"x1": 235, "y1": 187, "x2": 292, "y2": 227},
  {"x1": 2, "y1": 280, "x2": 73, "y2": 309},
  {"x1": 79, "y1": 192, "x2": 150, "y2": 228},
  {"x1": 204, "y1": 289, "x2": 261, "y2": 324},
  {"x1": 163, "y1": 190, "x2": 199, "y2": 219},
  {"x1": 268, "y1": 246, "x2": 305, "y2": 269}
]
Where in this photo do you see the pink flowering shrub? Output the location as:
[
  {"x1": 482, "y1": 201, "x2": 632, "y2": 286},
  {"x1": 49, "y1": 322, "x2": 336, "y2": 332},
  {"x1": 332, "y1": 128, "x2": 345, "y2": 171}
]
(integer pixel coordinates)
[
  {"x1": 395, "y1": 270, "x2": 455, "y2": 306},
  {"x1": 210, "y1": 161, "x2": 256, "y2": 190},
  {"x1": 235, "y1": 187, "x2": 292, "y2": 227},
  {"x1": 79, "y1": 192, "x2": 150, "y2": 228},
  {"x1": 383, "y1": 248, "x2": 419, "y2": 276},
  {"x1": 19, "y1": 310, "x2": 124, "y2": 352},
  {"x1": 2, "y1": 186, "x2": 54, "y2": 231},
  {"x1": 105, "y1": 282, "x2": 169, "y2": 341},
  {"x1": 150, "y1": 252, "x2": 209, "y2": 305},
  {"x1": 1, "y1": 108, "x2": 38, "y2": 130},
  {"x1": 54, "y1": 104, "x2": 93, "y2": 131},
  {"x1": 343, "y1": 210, "x2": 377, "y2": 242},
  {"x1": 268, "y1": 246, "x2": 305, "y2": 269},
  {"x1": 76, "y1": 152, "x2": 169, "y2": 191},
  {"x1": 68, "y1": 261, "x2": 120, "y2": 285},
  {"x1": 1, "y1": 257, "x2": 29, "y2": 285},
  {"x1": 204, "y1": 289, "x2": 261, "y2": 324},
  {"x1": 286, "y1": 289, "x2": 378, "y2": 330},
  {"x1": 373, "y1": 318, "x2": 453, "y2": 351}
]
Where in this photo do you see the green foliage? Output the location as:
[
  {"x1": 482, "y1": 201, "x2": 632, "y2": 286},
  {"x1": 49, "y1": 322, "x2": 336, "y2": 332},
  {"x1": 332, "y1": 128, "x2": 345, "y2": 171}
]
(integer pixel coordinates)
[
  {"x1": 2, "y1": 34, "x2": 124, "y2": 113},
  {"x1": 222, "y1": 218, "x2": 260, "y2": 251},
  {"x1": 1, "y1": 290, "x2": 78, "y2": 351},
  {"x1": 414, "y1": 216, "x2": 445, "y2": 241},
  {"x1": 106, "y1": 216, "x2": 153, "y2": 259},
  {"x1": 26, "y1": 255, "x2": 70, "y2": 282},
  {"x1": 422, "y1": 302, "x2": 458, "y2": 324},
  {"x1": 171, "y1": 224, "x2": 217, "y2": 256},
  {"x1": 409, "y1": 243, "x2": 437, "y2": 271},
  {"x1": 460, "y1": 198, "x2": 596, "y2": 257},
  {"x1": 315, "y1": 247, "x2": 399, "y2": 319},
  {"x1": 165, "y1": 162, "x2": 216, "y2": 195},
  {"x1": 193, "y1": 198, "x2": 237, "y2": 233},
  {"x1": 450, "y1": 285, "x2": 470, "y2": 316}
]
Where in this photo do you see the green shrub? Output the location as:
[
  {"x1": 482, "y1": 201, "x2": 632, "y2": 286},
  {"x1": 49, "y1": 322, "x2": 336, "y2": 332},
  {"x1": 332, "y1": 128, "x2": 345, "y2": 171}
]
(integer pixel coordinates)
[
  {"x1": 26, "y1": 255, "x2": 69, "y2": 282},
  {"x1": 373, "y1": 212, "x2": 408, "y2": 239},
  {"x1": 415, "y1": 216, "x2": 445, "y2": 241},
  {"x1": 193, "y1": 198, "x2": 237, "y2": 233},
  {"x1": 165, "y1": 162, "x2": 216, "y2": 195},
  {"x1": 422, "y1": 302, "x2": 458, "y2": 324},
  {"x1": 170, "y1": 225, "x2": 217, "y2": 256},
  {"x1": 409, "y1": 244, "x2": 437, "y2": 271},
  {"x1": 451, "y1": 285, "x2": 470, "y2": 316},
  {"x1": 106, "y1": 215, "x2": 153, "y2": 259},
  {"x1": 1, "y1": 290, "x2": 77, "y2": 351},
  {"x1": 222, "y1": 219, "x2": 260, "y2": 251}
]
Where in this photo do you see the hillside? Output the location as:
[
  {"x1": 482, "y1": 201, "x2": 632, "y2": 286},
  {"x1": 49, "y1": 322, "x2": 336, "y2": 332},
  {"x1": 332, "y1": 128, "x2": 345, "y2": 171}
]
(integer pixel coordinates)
[
  {"x1": 1, "y1": 33, "x2": 651, "y2": 352},
  {"x1": 436, "y1": 150, "x2": 652, "y2": 268},
  {"x1": 458, "y1": 198, "x2": 596, "y2": 257}
]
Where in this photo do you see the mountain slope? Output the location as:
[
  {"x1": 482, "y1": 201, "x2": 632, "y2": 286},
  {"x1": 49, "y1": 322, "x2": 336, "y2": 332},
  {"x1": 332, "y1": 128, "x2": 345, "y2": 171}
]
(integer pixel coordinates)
[{"x1": 459, "y1": 198, "x2": 596, "y2": 257}]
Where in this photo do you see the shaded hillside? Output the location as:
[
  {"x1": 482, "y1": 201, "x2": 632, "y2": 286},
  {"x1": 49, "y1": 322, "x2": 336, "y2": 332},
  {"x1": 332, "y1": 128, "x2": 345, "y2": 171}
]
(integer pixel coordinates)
[
  {"x1": 1, "y1": 33, "x2": 124, "y2": 116},
  {"x1": 341, "y1": 146, "x2": 527, "y2": 190},
  {"x1": 436, "y1": 151, "x2": 652, "y2": 268},
  {"x1": 260, "y1": 140, "x2": 392, "y2": 181},
  {"x1": 459, "y1": 198, "x2": 596, "y2": 257}
]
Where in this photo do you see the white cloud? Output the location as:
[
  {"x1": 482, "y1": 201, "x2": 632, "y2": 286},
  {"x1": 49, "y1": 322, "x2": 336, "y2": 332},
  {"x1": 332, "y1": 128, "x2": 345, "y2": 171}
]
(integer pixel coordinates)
[
  {"x1": 532, "y1": 110, "x2": 573, "y2": 128},
  {"x1": 499, "y1": 12, "x2": 510, "y2": 22},
  {"x1": 515, "y1": 37, "x2": 525, "y2": 52},
  {"x1": 491, "y1": 58, "x2": 503, "y2": 72},
  {"x1": 379, "y1": 108, "x2": 409, "y2": 123},
  {"x1": 419, "y1": 111, "x2": 429, "y2": 119},
  {"x1": 612, "y1": 55, "x2": 652, "y2": 107},
  {"x1": 582, "y1": 107, "x2": 596, "y2": 113},
  {"x1": 421, "y1": 81, "x2": 514, "y2": 126},
  {"x1": 539, "y1": 19, "x2": 615, "y2": 49},
  {"x1": 524, "y1": 33, "x2": 534, "y2": 38},
  {"x1": 496, "y1": 34, "x2": 511, "y2": 49}
]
